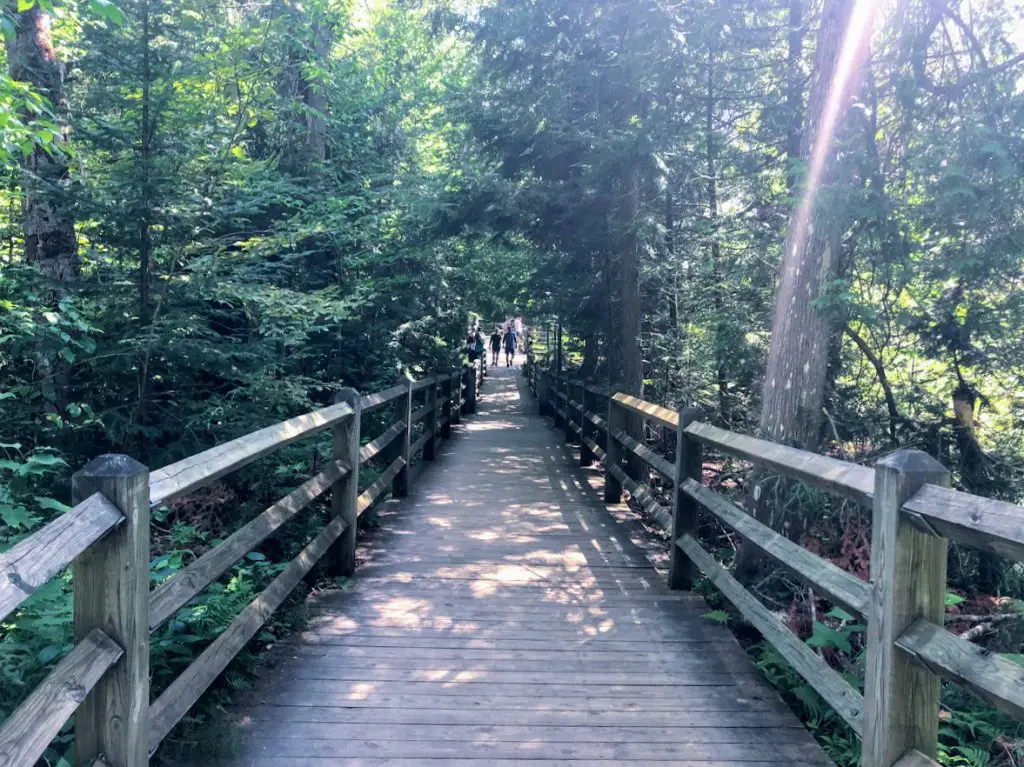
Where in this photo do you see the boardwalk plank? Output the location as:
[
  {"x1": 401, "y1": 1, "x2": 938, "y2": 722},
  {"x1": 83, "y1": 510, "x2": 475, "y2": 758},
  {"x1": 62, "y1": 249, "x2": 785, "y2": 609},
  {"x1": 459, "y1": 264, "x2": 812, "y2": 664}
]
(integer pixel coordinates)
[{"x1": 213, "y1": 363, "x2": 831, "y2": 767}]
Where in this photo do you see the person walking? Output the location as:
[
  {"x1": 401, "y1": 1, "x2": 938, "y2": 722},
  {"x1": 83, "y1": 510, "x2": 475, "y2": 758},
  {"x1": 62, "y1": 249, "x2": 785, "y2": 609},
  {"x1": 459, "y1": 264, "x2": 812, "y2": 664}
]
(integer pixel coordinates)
[
  {"x1": 474, "y1": 329, "x2": 485, "y2": 362},
  {"x1": 466, "y1": 328, "x2": 483, "y2": 363},
  {"x1": 503, "y1": 325, "x2": 517, "y2": 367},
  {"x1": 489, "y1": 327, "x2": 502, "y2": 366}
]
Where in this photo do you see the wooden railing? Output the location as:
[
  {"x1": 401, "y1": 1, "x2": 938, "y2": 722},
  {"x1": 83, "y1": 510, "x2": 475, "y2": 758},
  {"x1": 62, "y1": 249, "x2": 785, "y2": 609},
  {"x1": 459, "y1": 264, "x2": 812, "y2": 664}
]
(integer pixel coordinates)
[
  {"x1": 531, "y1": 368, "x2": 1024, "y2": 767},
  {"x1": 0, "y1": 361, "x2": 485, "y2": 767}
]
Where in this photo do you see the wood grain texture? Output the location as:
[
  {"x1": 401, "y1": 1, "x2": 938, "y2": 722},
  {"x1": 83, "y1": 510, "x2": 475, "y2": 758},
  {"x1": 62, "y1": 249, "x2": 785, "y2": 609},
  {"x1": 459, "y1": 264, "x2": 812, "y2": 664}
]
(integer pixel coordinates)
[
  {"x1": 893, "y1": 749, "x2": 941, "y2": 767},
  {"x1": 149, "y1": 459, "x2": 350, "y2": 630},
  {"x1": 684, "y1": 421, "x2": 875, "y2": 506},
  {"x1": 669, "y1": 408, "x2": 703, "y2": 590},
  {"x1": 149, "y1": 401, "x2": 355, "y2": 506},
  {"x1": 678, "y1": 534, "x2": 864, "y2": 735},
  {"x1": 611, "y1": 392, "x2": 680, "y2": 430},
  {"x1": 410, "y1": 430, "x2": 431, "y2": 456},
  {"x1": 392, "y1": 377, "x2": 413, "y2": 498},
  {"x1": 605, "y1": 460, "x2": 673, "y2": 529},
  {"x1": 896, "y1": 618, "x2": 1024, "y2": 721},
  {"x1": 410, "y1": 375, "x2": 437, "y2": 392},
  {"x1": 609, "y1": 426, "x2": 675, "y2": 478},
  {"x1": 360, "y1": 383, "x2": 409, "y2": 415},
  {"x1": 0, "y1": 492, "x2": 122, "y2": 623},
  {"x1": 603, "y1": 395, "x2": 625, "y2": 504},
  {"x1": 359, "y1": 421, "x2": 405, "y2": 465},
  {"x1": 863, "y1": 450, "x2": 949, "y2": 767},
  {"x1": 149, "y1": 515, "x2": 349, "y2": 755},
  {"x1": 216, "y1": 366, "x2": 829, "y2": 767},
  {"x1": 357, "y1": 457, "x2": 407, "y2": 516},
  {"x1": 72, "y1": 455, "x2": 150, "y2": 767},
  {"x1": 0, "y1": 628, "x2": 122, "y2": 767},
  {"x1": 682, "y1": 479, "x2": 870, "y2": 618},
  {"x1": 330, "y1": 389, "x2": 361, "y2": 577},
  {"x1": 902, "y1": 483, "x2": 1024, "y2": 562}
]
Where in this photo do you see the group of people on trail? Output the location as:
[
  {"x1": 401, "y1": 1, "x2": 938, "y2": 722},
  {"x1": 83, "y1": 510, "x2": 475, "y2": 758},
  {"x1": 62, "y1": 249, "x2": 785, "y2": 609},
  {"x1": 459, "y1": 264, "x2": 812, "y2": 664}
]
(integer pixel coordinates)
[
  {"x1": 466, "y1": 317, "x2": 523, "y2": 368},
  {"x1": 490, "y1": 325, "x2": 517, "y2": 367}
]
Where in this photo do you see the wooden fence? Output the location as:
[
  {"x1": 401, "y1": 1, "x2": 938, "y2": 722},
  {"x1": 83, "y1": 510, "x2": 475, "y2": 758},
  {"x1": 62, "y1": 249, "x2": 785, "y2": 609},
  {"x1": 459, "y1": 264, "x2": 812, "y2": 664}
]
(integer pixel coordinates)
[
  {"x1": 0, "y1": 360, "x2": 486, "y2": 767},
  {"x1": 528, "y1": 363, "x2": 1024, "y2": 767}
]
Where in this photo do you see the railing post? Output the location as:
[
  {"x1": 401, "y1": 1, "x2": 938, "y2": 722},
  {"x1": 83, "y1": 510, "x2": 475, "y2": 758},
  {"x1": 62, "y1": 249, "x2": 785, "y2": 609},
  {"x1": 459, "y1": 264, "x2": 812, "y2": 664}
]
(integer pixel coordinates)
[
  {"x1": 563, "y1": 377, "x2": 575, "y2": 444},
  {"x1": 463, "y1": 364, "x2": 477, "y2": 414},
  {"x1": 603, "y1": 388, "x2": 624, "y2": 504},
  {"x1": 72, "y1": 455, "x2": 150, "y2": 767},
  {"x1": 450, "y1": 371, "x2": 462, "y2": 426},
  {"x1": 392, "y1": 376, "x2": 412, "y2": 498},
  {"x1": 423, "y1": 376, "x2": 438, "y2": 461},
  {"x1": 330, "y1": 388, "x2": 361, "y2": 576},
  {"x1": 864, "y1": 449, "x2": 950, "y2": 767},
  {"x1": 561, "y1": 374, "x2": 569, "y2": 434},
  {"x1": 536, "y1": 371, "x2": 548, "y2": 417},
  {"x1": 439, "y1": 371, "x2": 452, "y2": 439},
  {"x1": 579, "y1": 383, "x2": 595, "y2": 466},
  {"x1": 669, "y1": 407, "x2": 704, "y2": 590}
]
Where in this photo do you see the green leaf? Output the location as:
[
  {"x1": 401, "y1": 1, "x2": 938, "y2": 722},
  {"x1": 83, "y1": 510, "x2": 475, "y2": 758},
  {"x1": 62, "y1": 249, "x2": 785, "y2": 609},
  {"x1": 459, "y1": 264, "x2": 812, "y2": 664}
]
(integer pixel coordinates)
[
  {"x1": 35, "y1": 496, "x2": 72, "y2": 513},
  {"x1": 246, "y1": 551, "x2": 267, "y2": 561},
  {"x1": 825, "y1": 607, "x2": 855, "y2": 621},
  {"x1": 17, "y1": 0, "x2": 36, "y2": 11},
  {"x1": 0, "y1": 501, "x2": 34, "y2": 529},
  {"x1": 88, "y1": 0, "x2": 125, "y2": 23},
  {"x1": 702, "y1": 610, "x2": 730, "y2": 624},
  {"x1": 26, "y1": 452, "x2": 67, "y2": 468},
  {"x1": 806, "y1": 621, "x2": 852, "y2": 653},
  {"x1": 59, "y1": 347, "x2": 75, "y2": 363},
  {"x1": 945, "y1": 592, "x2": 967, "y2": 607}
]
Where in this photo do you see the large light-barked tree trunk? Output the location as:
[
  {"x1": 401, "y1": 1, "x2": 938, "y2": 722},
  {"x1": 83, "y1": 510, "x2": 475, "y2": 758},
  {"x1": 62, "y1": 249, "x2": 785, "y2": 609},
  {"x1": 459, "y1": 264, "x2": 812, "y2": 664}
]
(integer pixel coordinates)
[
  {"x1": 7, "y1": 2, "x2": 77, "y2": 283},
  {"x1": 619, "y1": 164, "x2": 644, "y2": 400},
  {"x1": 759, "y1": 0, "x2": 859, "y2": 450}
]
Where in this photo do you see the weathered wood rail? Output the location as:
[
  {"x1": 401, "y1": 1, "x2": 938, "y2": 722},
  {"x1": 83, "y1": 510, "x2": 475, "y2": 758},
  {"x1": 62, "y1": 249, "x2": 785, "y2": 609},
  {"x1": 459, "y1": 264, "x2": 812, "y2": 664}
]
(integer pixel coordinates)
[
  {"x1": 0, "y1": 360, "x2": 486, "y2": 767},
  {"x1": 527, "y1": 361, "x2": 1024, "y2": 767}
]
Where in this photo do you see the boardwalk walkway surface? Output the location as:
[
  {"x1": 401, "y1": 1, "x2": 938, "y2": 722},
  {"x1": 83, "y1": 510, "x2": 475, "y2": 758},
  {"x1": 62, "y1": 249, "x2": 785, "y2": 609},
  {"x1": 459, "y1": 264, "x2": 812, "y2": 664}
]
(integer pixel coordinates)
[{"x1": 221, "y1": 362, "x2": 832, "y2": 766}]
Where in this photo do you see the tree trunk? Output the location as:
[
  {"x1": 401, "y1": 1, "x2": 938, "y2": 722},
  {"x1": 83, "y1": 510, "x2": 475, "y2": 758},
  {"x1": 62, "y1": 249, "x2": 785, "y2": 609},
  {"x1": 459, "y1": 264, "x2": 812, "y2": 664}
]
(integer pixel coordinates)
[
  {"x1": 619, "y1": 164, "x2": 643, "y2": 398},
  {"x1": 278, "y1": 2, "x2": 329, "y2": 172},
  {"x1": 706, "y1": 43, "x2": 730, "y2": 427},
  {"x1": 6, "y1": 1, "x2": 77, "y2": 283},
  {"x1": 759, "y1": 0, "x2": 862, "y2": 450},
  {"x1": 785, "y1": 0, "x2": 806, "y2": 193},
  {"x1": 665, "y1": 189, "x2": 679, "y2": 329},
  {"x1": 139, "y1": 0, "x2": 153, "y2": 326},
  {"x1": 619, "y1": 164, "x2": 645, "y2": 482},
  {"x1": 952, "y1": 383, "x2": 1003, "y2": 593},
  {"x1": 581, "y1": 332, "x2": 598, "y2": 377}
]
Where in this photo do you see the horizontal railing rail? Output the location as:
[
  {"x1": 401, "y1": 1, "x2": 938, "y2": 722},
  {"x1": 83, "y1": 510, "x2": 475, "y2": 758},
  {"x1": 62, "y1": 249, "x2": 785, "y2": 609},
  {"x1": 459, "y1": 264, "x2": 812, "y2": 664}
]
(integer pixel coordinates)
[
  {"x1": 0, "y1": 362, "x2": 484, "y2": 767},
  {"x1": 532, "y1": 368, "x2": 1024, "y2": 767}
]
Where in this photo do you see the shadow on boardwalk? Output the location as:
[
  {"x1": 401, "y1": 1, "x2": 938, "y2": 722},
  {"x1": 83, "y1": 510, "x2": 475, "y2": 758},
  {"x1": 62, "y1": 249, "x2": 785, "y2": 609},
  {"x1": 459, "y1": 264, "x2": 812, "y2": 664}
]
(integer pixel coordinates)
[{"x1": 212, "y1": 361, "x2": 833, "y2": 766}]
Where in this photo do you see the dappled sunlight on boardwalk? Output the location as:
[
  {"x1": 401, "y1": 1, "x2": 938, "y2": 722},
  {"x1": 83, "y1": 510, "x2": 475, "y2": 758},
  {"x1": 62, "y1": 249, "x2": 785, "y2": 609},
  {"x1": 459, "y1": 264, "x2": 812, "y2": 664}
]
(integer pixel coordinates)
[{"x1": 219, "y1": 363, "x2": 832, "y2": 766}]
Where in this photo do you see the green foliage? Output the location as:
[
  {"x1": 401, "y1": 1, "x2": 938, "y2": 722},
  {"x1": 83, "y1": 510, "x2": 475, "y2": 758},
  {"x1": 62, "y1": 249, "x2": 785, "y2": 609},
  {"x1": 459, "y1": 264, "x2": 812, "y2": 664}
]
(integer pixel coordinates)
[{"x1": 2, "y1": 0, "x2": 1024, "y2": 762}]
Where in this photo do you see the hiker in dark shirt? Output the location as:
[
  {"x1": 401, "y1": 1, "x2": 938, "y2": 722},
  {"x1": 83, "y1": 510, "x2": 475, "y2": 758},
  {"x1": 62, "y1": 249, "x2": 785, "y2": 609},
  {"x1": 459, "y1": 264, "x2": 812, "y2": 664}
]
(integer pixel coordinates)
[
  {"x1": 503, "y1": 326, "x2": 517, "y2": 367},
  {"x1": 489, "y1": 327, "x2": 502, "y2": 366},
  {"x1": 467, "y1": 329, "x2": 483, "y2": 363}
]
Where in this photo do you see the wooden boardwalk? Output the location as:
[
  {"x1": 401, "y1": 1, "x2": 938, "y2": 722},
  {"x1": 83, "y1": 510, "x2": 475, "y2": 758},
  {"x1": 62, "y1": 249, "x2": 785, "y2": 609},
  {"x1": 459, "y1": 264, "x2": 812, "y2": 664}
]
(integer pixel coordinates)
[{"x1": 222, "y1": 363, "x2": 832, "y2": 766}]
